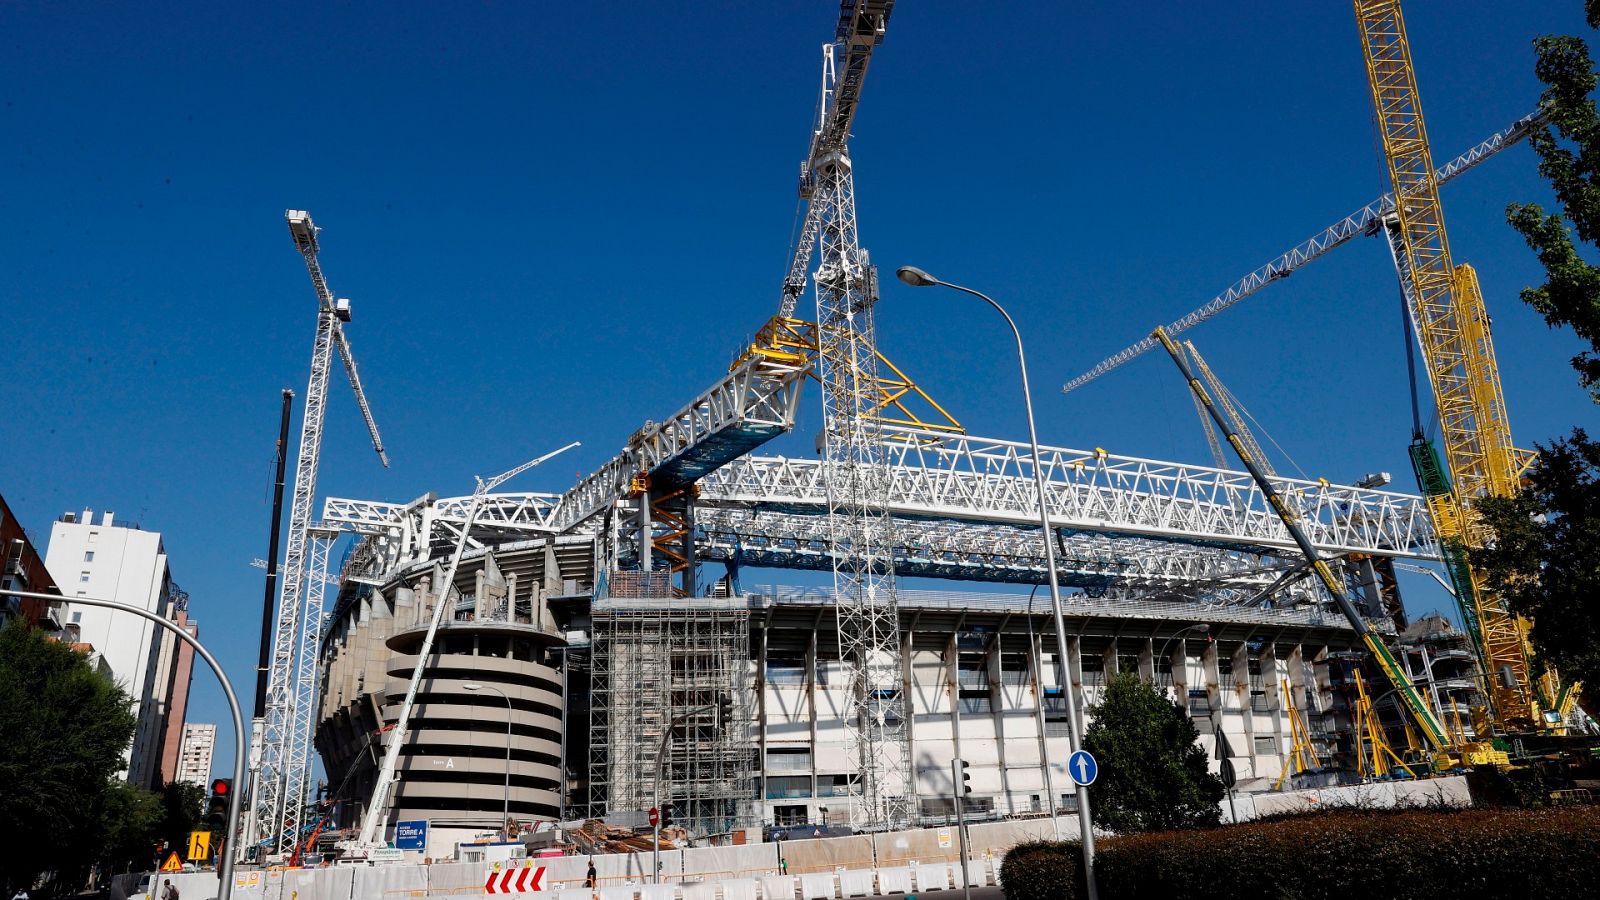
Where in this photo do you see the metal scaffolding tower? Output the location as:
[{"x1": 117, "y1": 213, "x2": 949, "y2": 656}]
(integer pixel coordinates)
[{"x1": 587, "y1": 597, "x2": 756, "y2": 835}]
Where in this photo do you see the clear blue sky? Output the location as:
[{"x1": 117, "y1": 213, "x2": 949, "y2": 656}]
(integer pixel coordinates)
[{"x1": 5, "y1": 2, "x2": 1596, "y2": 780}]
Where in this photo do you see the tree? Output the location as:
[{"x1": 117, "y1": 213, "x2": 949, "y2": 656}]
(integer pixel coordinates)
[
  {"x1": 0, "y1": 617, "x2": 137, "y2": 895},
  {"x1": 1081, "y1": 672, "x2": 1223, "y2": 833},
  {"x1": 1487, "y1": 9, "x2": 1600, "y2": 720},
  {"x1": 1474, "y1": 429, "x2": 1600, "y2": 701},
  {"x1": 1507, "y1": 24, "x2": 1600, "y2": 400}
]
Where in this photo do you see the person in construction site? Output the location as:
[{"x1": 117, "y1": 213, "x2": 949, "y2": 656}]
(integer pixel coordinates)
[{"x1": 585, "y1": 859, "x2": 596, "y2": 889}]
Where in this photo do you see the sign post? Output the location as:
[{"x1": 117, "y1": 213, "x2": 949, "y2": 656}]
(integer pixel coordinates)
[
  {"x1": 1215, "y1": 728, "x2": 1239, "y2": 823},
  {"x1": 186, "y1": 830, "x2": 212, "y2": 863}
]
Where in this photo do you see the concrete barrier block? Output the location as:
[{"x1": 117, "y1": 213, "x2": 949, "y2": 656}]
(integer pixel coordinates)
[
  {"x1": 721, "y1": 879, "x2": 758, "y2": 900},
  {"x1": 639, "y1": 885, "x2": 676, "y2": 900},
  {"x1": 913, "y1": 864, "x2": 948, "y2": 893},
  {"x1": 759, "y1": 875, "x2": 795, "y2": 900},
  {"x1": 836, "y1": 870, "x2": 873, "y2": 897},
  {"x1": 798, "y1": 873, "x2": 834, "y2": 900},
  {"x1": 875, "y1": 867, "x2": 912, "y2": 894}
]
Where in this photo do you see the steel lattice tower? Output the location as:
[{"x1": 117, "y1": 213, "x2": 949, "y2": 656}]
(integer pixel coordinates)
[{"x1": 806, "y1": 33, "x2": 910, "y2": 825}]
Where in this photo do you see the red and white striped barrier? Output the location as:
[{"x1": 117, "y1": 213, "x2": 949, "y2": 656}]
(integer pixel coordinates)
[{"x1": 484, "y1": 865, "x2": 545, "y2": 894}]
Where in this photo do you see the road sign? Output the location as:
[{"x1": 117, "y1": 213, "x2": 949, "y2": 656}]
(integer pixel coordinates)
[
  {"x1": 1219, "y1": 757, "x2": 1237, "y2": 789},
  {"x1": 648, "y1": 806, "x2": 659, "y2": 828},
  {"x1": 395, "y1": 819, "x2": 429, "y2": 851},
  {"x1": 1067, "y1": 749, "x2": 1098, "y2": 786},
  {"x1": 186, "y1": 830, "x2": 211, "y2": 862},
  {"x1": 160, "y1": 851, "x2": 183, "y2": 873},
  {"x1": 484, "y1": 864, "x2": 546, "y2": 894}
]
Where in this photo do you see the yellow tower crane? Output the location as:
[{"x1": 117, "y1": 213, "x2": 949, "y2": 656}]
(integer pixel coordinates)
[{"x1": 1353, "y1": 0, "x2": 1580, "y2": 732}]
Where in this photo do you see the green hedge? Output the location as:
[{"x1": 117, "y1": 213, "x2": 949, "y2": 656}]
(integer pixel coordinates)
[{"x1": 1001, "y1": 806, "x2": 1600, "y2": 900}]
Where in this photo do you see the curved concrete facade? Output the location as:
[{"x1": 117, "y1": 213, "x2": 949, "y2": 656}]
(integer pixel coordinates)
[{"x1": 315, "y1": 539, "x2": 587, "y2": 840}]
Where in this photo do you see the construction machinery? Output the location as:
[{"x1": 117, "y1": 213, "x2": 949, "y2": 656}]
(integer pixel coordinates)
[
  {"x1": 252, "y1": 211, "x2": 391, "y2": 860},
  {"x1": 1353, "y1": 0, "x2": 1580, "y2": 734},
  {"x1": 1154, "y1": 326, "x2": 1506, "y2": 770}
]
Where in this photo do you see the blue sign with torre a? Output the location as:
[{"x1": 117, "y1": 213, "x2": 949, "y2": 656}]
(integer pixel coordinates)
[{"x1": 395, "y1": 819, "x2": 428, "y2": 850}]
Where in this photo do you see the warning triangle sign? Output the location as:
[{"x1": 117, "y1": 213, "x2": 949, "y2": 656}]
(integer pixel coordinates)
[{"x1": 160, "y1": 851, "x2": 183, "y2": 873}]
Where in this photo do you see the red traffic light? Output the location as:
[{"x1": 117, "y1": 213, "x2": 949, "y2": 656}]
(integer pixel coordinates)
[{"x1": 211, "y1": 778, "x2": 232, "y2": 796}]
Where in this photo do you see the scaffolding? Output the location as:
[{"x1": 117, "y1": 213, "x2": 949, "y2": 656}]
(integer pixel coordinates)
[{"x1": 588, "y1": 596, "x2": 757, "y2": 836}]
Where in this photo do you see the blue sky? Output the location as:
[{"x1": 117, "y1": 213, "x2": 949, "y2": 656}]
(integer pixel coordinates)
[{"x1": 5, "y1": 2, "x2": 1597, "y2": 780}]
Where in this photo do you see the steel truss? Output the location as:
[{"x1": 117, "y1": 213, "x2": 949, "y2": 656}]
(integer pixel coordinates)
[{"x1": 1061, "y1": 109, "x2": 1545, "y2": 394}]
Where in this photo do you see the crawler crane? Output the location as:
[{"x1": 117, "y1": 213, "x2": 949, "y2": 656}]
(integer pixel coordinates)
[{"x1": 1353, "y1": 0, "x2": 1582, "y2": 735}]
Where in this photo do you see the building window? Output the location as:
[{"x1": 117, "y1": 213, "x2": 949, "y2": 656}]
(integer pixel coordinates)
[
  {"x1": 765, "y1": 776, "x2": 811, "y2": 800},
  {"x1": 1188, "y1": 688, "x2": 1211, "y2": 717},
  {"x1": 88, "y1": 531, "x2": 98, "y2": 543},
  {"x1": 79, "y1": 572, "x2": 90, "y2": 583},
  {"x1": 773, "y1": 805, "x2": 809, "y2": 826},
  {"x1": 766, "y1": 748, "x2": 812, "y2": 772},
  {"x1": 71, "y1": 612, "x2": 83, "y2": 624},
  {"x1": 1250, "y1": 690, "x2": 1272, "y2": 713},
  {"x1": 958, "y1": 692, "x2": 992, "y2": 715},
  {"x1": 1254, "y1": 736, "x2": 1278, "y2": 755},
  {"x1": 1059, "y1": 793, "x2": 1080, "y2": 813},
  {"x1": 84, "y1": 551, "x2": 95, "y2": 562},
  {"x1": 765, "y1": 657, "x2": 806, "y2": 686}
]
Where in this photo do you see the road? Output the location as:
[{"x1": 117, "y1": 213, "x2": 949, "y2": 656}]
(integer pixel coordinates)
[{"x1": 897, "y1": 887, "x2": 1005, "y2": 900}]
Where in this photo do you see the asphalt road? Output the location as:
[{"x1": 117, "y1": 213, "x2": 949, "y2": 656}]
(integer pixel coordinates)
[{"x1": 894, "y1": 887, "x2": 1006, "y2": 900}]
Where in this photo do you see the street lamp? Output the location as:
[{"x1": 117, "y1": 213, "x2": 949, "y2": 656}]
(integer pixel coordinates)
[
  {"x1": 1156, "y1": 624, "x2": 1211, "y2": 673},
  {"x1": 895, "y1": 266, "x2": 1099, "y2": 900},
  {"x1": 463, "y1": 683, "x2": 513, "y2": 841},
  {"x1": 9, "y1": 589, "x2": 245, "y2": 900}
]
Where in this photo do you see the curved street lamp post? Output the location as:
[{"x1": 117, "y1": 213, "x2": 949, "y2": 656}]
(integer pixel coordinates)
[
  {"x1": 8, "y1": 589, "x2": 245, "y2": 900},
  {"x1": 895, "y1": 266, "x2": 1099, "y2": 900},
  {"x1": 463, "y1": 683, "x2": 513, "y2": 841}
]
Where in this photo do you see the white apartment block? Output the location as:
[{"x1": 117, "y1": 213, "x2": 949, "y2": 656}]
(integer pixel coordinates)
[
  {"x1": 46, "y1": 509, "x2": 181, "y2": 787},
  {"x1": 177, "y1": 723, "x2": 216, "y2": 787}
]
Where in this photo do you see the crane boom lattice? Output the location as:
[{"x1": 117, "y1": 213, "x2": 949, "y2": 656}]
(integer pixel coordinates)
[{"x1": 1353, "y1": 0, "x2": 1538, "y2": 725}]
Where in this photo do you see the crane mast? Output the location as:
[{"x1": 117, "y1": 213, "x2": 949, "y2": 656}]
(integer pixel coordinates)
[
  {"x1": 1352, "y1": 0, "x2": 1546, "y2": 728},
  {"x1": 796, "y1": 0, "x2": 910, "y2": 830},
  {"x1": 256, "y1": 210, "x2": 390, "y2": 858}
]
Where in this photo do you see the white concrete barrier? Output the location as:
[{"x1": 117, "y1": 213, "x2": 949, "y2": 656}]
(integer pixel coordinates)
[
  {"x1": 959, "y1": 860, "x2": 986, "y2": 888},
  {"x1": 912, "y1": 864, "x2": 948, "y2": 893},
  {"x1": 798, "y1": 873, "x2": 834, "y2": 900},
  {"x1": 721, "y1": 879, "x2": 757, "y2": 900},
  {"x1": 599, "y1": 887, "x2": 638, "y2": 900},
  {"x1": 680, "y1": 882, "x2": 718, "y2": 900},
  {"x1": 556, "y1": 889, "x2": 592, "y2": 900},
  {"x1": 874, "y1": 867, "x2": 911, "y2": 895},
  {"x1": 639, "y1": 885, "x2": 676, "y2": 900},
  {"x1": 759, "y1": 875, "x2": 795, "y2": 900},
  {"x1": 836, "y1": 869, "x2": 872, "y2": 898}
]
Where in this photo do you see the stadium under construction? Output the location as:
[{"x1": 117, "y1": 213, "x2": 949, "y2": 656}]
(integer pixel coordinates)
[{"x1": 238, "y1": 0, "x2": 1600, "y2": 864}]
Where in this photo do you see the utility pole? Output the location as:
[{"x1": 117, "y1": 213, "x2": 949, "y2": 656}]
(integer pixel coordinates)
[{"x1": 243, "y1": 388, "x2": 293, "y2": 860}]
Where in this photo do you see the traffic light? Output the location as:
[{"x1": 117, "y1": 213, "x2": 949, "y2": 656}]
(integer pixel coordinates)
[
  {"x1": 716, "y1": 694, "x2": 733, "y2": 728},
  {"x1": 205, "y1": 778, "x2": 232, "y2": 827},
  {"x1": 660, "y1": 803, "x2": 676, "y2": 830},
  {"x1": 957, "y1": 759, "x2": 972, "y2": 796}
]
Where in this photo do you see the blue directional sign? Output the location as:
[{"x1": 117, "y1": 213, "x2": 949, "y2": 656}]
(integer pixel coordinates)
[
  {"x1": 394, "y1": 819, "x2": 429, "y2": 851},
  {"x1": 1067, "y1": 750, "x2": 1098, "y2": 786}
]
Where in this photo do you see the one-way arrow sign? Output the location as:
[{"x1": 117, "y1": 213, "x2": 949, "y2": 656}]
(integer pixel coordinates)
[{"x1": 1067, "y1": 749, "x2": 1098, "y2": 786}]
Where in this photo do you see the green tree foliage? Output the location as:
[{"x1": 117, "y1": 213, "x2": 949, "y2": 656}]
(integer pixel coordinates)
[
  {"x1": 1474, "y1": 429, "x2": 1600, "y2": 698},
  {"x1": 156, "y1": 781, "x2": 207, "y2": 853},
  {"x1": 1508, "y1": 29, "x2": 1600, "y2": 399},
  {"x1": 1081, "y1": 672, "x2": 1223, "y2": 833},
  {"x1": 0, "y1": 617, "x2": 138, "y2": 894}
]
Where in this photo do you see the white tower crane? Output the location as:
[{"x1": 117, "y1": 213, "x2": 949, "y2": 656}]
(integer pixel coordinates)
[
  {"x1": 780, "y1": 0, "x2": 910, "y2": 830},
  {"x1": 252, "y1": 210, "x2": 390, "y2": 859}
]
